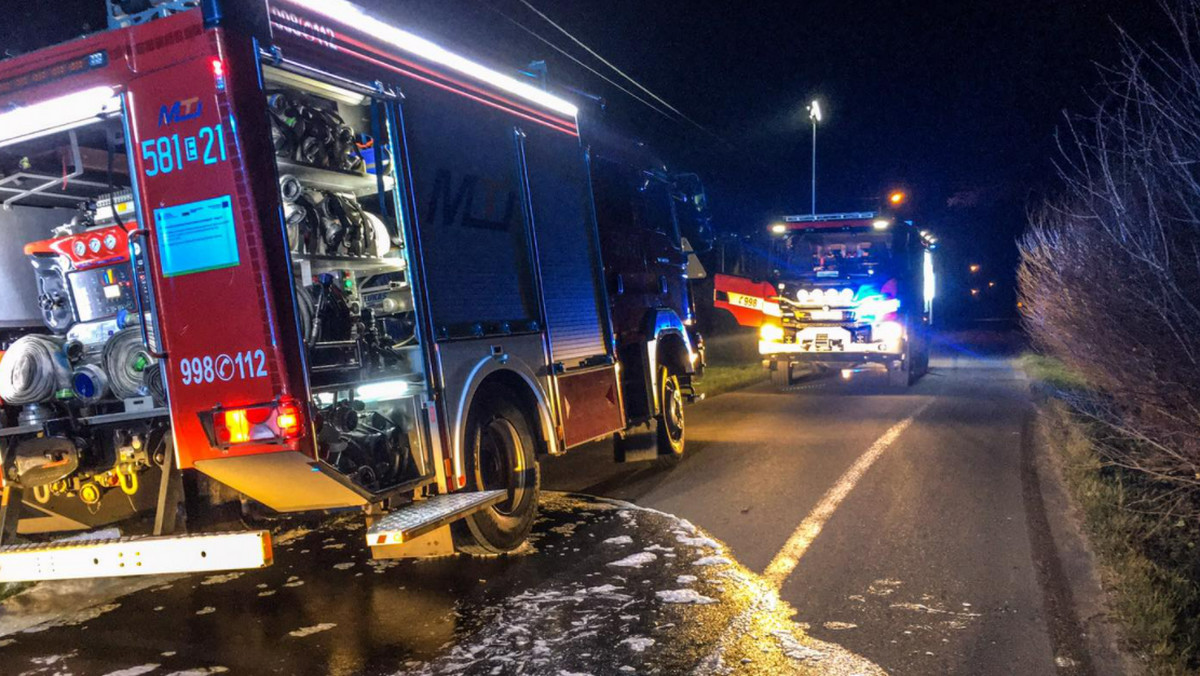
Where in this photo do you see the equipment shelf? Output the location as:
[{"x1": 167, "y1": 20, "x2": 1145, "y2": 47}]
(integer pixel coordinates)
[{"x1": 276, "y1": 158, "x2": 393, "y2": 198}]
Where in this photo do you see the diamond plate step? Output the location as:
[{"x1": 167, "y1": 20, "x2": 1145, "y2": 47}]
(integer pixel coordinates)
[
  {"x1": 0, "y1": 531, "x2": 273, "y2": 583},
  {"x1": 367, "y1": 490, "x2": 506, "y2": 547}
]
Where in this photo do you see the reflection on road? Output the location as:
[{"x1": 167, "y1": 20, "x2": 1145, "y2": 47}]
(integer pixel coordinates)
[{"x1": 0, "y1": 493, "x2": 881, "y2": 675}]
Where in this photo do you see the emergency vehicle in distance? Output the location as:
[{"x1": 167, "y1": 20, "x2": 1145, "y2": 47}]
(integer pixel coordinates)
[
  {"x1": 0, "y1": 0, "x2": 706, "y2": 582},
  {"x1": 714, "y1": 212, "x2": 935, "y2": 387}
]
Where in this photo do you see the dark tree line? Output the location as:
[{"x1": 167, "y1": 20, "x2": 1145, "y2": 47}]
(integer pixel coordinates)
[{"x1": 1020, "y1": 2, "x2": 1200, "y2": 513}]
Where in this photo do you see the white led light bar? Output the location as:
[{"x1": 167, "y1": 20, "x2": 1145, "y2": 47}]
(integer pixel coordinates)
[
  {"x1": 283, "y1": 0, "x2": 579, "y2": 118},
  {"x1": 0, "y1": 86, "x2": 122, "y2": 148}
]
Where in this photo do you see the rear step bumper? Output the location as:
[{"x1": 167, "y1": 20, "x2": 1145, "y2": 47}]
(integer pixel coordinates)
[
  {"x1": 0, "y1": 531, "x2": 273, "y2": 583},
  {"x1": 367, "y1": 490, "x2": 506, "y2": 547}
]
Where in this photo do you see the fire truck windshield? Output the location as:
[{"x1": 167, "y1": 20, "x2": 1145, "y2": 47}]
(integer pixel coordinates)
[{"x1": 773, "y1": 229, "x2": 894, "y2": 281}]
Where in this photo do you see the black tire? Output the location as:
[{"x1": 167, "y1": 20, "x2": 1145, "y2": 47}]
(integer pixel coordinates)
[
  {"x1": 654, "y1": 365, "x2": 686, "y2": 467},
  {"x1": 770, "y1": 361, "x2": 793, "y2": 388},
  {"x1": 452, "y1": 387, "x2": 540, "y2": 555},
  {"x1": 888, "y1": 342, "x2": 914, "y2": 388}
]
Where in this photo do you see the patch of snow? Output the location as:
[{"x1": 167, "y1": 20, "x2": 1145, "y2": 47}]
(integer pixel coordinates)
[
  {"x1": 101, "y1": 664, "x2": 160, "y2": 676},
  {"x1": 585, "y1": 584, "x2": 623, "y2": 594},
  {"x1": 257, "y1": 591, "x2": 277, "y2": 598},
  {"x1": 676, "y1": 575, "x2": 698, "y2": 585},
  {"x1": 283, "y1": 576, "x2": 305, "y2": 588},
  {"x1": 1055, "y1": 656, "x2": 1078, "y2": 668},
  {"x1": 31, "y1": 651, "x2": 76, "y2": 665},
  {"x1": 771, "y1": 630, "x2": 824, "y2": 662},
  {"x1": 333, "y1": 562, "x2": 356, "y2": 571},
  {"x1": 656, "y1": 589, "x2": 716, "y2": 605},
  {"x1": 693, "y1": 555, "x2": 731, "y2": 567},
  {"x1": 890, "y1": 602, "x2": 980, "y2": 618},
  {"x1": 603, "y1": 535, "x2": 633, "y2": 545},
  {"x1": 289, "y1": 623, "x2": 337, "y2": 638},
  {"x1": 607, "y1": 552, "x2": 657, "y2": 568},
  {"x1": 643, "y1": 544, "x2": 674, "y2": 552},
  {"x1": 195, "y1": 607, "x2": 216, "y2": 616},
  {"x1": 163, "y1": 668, "x2": 229, "y2": 676},
  {"x1": 675, "y1": 533, "x2": 719, "y2": 549},
  {"x1": 621, "y1": 636, "x2": 655, "y2": 652},
  {"x1": 200, "y1": 572, "x2": 243, "y2": 586},
  {"x1": 822, "y1": 621, "x2": 858, "y2": 630},
  {"x1": 322, "y1": 543, "x2": 346, "y2": 550}
]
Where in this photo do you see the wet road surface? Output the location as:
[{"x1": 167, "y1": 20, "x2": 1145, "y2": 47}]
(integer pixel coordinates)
[
  {"x1": 0, "y1": 334, "x2": 1087, "y2": 675},
  {"x1": 542, "y1": 337, "x2": 1087, "y2": 676},
  {"x1": 0, "y1": 494, "x2": 882, "y2": 676}
]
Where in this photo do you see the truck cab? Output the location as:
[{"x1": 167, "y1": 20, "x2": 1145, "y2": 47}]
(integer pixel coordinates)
[{"x1": 587, "y1": 138, "x2": 710, "y2": 461}]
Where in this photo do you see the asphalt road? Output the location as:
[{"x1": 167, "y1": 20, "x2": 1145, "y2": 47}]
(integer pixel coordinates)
[
  {"x1": 543, "y1": 334, "x2": 1091, "y2": 676},
  {"x1": 0, "y1": 332, "x2": 1093, "y2": 675}
]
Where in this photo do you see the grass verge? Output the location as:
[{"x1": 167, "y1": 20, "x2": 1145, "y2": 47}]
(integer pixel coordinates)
[
  {"x1": 696, "y1": 362, "x2": 767, "y2": 398},
  {"x1": 1030, "y1": 354, "x2": 1200, "y2": 674}
]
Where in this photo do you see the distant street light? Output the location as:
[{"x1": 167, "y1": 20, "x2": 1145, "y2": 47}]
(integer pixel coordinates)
[
  {"x1": 969, "y1": 263, "x2": 981, "y2": 274},
  {"x1": 808, "y1": 100, "x2": 822, "y2": 216},
  {"x1": 889, "y1": 191, "x2": 906, "y2": 206}
]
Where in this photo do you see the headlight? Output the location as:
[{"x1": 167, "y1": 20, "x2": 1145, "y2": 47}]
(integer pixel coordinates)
[
  {"x1": 760, "y1": 323, "x2": 785, "y2": 342},
  {"x1": 825, "y1": 288, "x2": 839, "y2": 299},
  {"x1": 795, "y1": 289, "x2": 809, "y2": 302},
  {"x1": 876, "y1": 321, "x2": 904, "y2": 344},
  {"x1": 840, "y1": 288, "x2": 854, "y2": 301}
]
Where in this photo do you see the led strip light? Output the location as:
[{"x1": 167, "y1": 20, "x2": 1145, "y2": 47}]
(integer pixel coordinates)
[
  {"x1": 0, "y1": 85, "x2": 121, "y2": 148},
  {"x1": 282, "y1": 0, "x2": 579, "y2": 118}
]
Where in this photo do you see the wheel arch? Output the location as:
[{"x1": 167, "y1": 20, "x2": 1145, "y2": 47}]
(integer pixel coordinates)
[{"x1": 453, "y1": 360, "x2": 556, "y2": 481}]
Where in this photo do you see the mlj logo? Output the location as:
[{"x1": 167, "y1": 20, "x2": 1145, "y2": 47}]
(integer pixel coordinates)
[{"x1": 158, "y1": 97, "x2": 202, "y2": 126}]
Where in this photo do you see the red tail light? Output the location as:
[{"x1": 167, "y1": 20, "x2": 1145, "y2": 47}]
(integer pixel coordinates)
[{"x1": 209, "y1": 400, "x2": 305, "y2": 448}]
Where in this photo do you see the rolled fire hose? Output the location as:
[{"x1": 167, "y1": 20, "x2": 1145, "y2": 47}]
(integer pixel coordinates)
[
  {"x1": 0, "y1": 334, "x2": 71, "y2": 405},
  {"x1": 102, "y1": 327, "x2": 154, "y2": 399},
  {"x1": 143, "y1": 362, "x2": 167, "y2": 405},
  {"x1": 365, "y1": 211, "x2": 391, "y2": 257},
  {"x1": 279, "y1": 174, "x2": 303, "y2": 203}
]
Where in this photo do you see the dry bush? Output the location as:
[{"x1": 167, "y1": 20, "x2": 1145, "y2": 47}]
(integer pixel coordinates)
[{"x1": 1019, "y1": 1, "x2": 1200, "y2": 509}]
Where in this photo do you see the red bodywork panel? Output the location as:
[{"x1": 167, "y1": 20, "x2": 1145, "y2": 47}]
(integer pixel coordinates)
[
  {"x1": 713, "y1": 274, "x2": 778, "y2": 328},
  {"x1": 0, "y1": 14, "x2": 311, "y2": 470},
  {"x1": 25, "y1": 225, "x2": 133, "y2": 271}
]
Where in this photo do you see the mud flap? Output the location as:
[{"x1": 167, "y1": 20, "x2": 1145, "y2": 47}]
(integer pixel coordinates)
[{"x1": 613, "y1": 420, "x2": 660, "y2": 463}]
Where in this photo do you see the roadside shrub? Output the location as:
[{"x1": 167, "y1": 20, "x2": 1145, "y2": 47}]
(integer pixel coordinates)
[{"x1": 1019, "y1": 1, "x2": 1200, "y2": 506}]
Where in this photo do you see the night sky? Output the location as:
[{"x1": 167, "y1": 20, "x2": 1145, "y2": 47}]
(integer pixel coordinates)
[{"x1": 0, "y1": 0, "x2": 1168, "y2": 321}]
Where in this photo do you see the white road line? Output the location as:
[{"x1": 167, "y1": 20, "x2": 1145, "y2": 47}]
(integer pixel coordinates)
[{"x1": 762, "y1": 400, "x2": 933, "y2": 588}]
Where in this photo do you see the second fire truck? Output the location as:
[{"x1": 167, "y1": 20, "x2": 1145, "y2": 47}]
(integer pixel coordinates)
[{"x1": 715, "y1": 212, "x2": 935, "y2": 387}]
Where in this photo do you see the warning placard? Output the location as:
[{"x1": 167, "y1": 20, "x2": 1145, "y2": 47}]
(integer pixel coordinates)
[{"x1": 154, "y1": 195, "x2": 240, "y2": 278}]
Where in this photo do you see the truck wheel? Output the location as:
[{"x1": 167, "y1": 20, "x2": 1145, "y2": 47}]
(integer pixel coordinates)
[
  {"x1": 452, "y1": 387, "x2": 540, "y2": 555},
  {"x1": 770, "y1": 361, "x2": 792, "y2": 388},
  {"x1": 888, "y1": 347, "x2": 914, "y2": 388},
  {"x1": 655, "y1": 366, "x2": 685, "y2": 466}
]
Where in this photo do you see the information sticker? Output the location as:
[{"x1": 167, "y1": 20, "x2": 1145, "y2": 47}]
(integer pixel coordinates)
[{"x1": 154, "y1": 196, "x2": 239, "y2": 277}]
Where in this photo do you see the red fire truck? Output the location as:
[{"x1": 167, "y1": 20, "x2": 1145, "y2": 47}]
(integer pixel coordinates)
[
  {"x1": 714, "y1": 212, "x2": 935, "y2": 387},
  {"x1": 0, "y1": 0, "x2": 701, "y2": 582}
]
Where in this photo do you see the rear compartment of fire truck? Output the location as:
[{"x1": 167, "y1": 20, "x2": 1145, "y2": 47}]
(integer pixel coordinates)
[{"x1": 0, "y1": 64, "x2": 449, "y2": 580}]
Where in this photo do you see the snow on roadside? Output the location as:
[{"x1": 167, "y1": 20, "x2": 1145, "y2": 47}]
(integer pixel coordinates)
[
  {"x1": 656, "y1": 589, "x2": 716, "y2": 605},
  {"x1": 607, "y1": 552, "x2": 657, "y2": 568}
]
